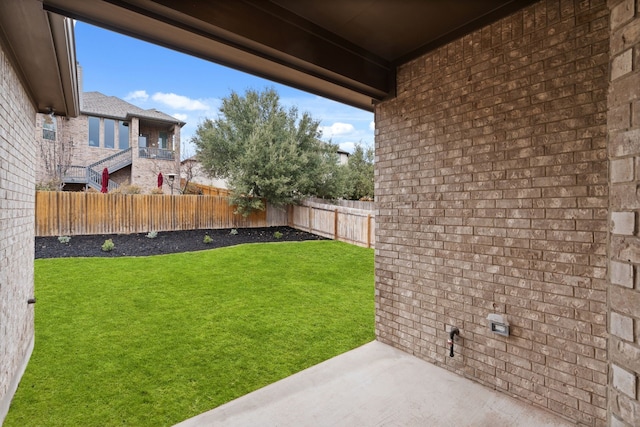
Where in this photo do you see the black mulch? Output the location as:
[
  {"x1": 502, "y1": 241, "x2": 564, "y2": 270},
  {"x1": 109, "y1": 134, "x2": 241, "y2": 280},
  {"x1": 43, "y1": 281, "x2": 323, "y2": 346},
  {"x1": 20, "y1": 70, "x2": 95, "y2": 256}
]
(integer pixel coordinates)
[{"x1": 35, "y1": 226, "x2": 327, "y2": 259}]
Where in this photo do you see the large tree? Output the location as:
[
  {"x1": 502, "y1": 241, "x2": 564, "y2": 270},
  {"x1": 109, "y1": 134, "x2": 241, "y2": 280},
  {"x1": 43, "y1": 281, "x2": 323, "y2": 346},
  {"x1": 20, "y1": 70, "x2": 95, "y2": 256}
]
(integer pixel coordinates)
[
  {"x1": 193, "y1": 88, "x2": 347, "y2": 215},
  {"x1": 346, "y1": 143, "x2": 374, "y2": 200}
]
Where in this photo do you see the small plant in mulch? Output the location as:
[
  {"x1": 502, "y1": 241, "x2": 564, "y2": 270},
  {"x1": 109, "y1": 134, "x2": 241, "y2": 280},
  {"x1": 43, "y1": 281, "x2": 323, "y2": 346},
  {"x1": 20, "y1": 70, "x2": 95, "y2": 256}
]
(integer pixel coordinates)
[
  {"x1": 101, "y1": 239, "x2": 115, "y2": 252},
  {"x1": 203, "y1": 235, "x2": 213, "y2": 244},
  {"x1": 146, "y1": 231, "x2": 158, "y2": 239},
  {"x1": 230, "y1": 228, "x2": 238, "y2": 235},
  {"x1": 57, "y1": 236, "x2": 71, "y2": 244},
  {"x1": 273, "y1": 231, "x2": 283, "y2": 239}
]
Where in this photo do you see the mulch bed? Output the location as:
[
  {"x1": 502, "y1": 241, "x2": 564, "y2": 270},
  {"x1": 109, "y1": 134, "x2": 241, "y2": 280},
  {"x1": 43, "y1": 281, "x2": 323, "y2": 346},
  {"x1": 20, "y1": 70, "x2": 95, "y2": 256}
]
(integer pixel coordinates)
[{"x1": 35, "y1": 226, "x2": 326, "y2": 259}]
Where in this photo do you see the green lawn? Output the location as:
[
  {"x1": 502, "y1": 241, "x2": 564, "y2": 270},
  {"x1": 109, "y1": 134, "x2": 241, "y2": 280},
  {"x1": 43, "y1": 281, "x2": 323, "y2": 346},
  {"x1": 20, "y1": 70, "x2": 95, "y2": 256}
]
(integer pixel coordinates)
[{"x1": 6, "y1": 241, "x2": 374, "y2": 427}]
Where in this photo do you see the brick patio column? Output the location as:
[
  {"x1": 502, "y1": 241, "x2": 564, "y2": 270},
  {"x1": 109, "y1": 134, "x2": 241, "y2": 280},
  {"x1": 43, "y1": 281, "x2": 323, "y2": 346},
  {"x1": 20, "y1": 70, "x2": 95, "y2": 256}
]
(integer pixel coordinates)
[{"x1": 608, "y1": 0, "x2": 640, "y2": 425}]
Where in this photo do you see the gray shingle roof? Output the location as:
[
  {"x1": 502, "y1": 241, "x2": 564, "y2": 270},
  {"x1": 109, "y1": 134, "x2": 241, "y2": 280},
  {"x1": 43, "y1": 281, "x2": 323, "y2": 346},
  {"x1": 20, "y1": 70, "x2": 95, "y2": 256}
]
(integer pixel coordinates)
[{"x1": 81, "y1": 91, "x2": 185, "y2": 126}]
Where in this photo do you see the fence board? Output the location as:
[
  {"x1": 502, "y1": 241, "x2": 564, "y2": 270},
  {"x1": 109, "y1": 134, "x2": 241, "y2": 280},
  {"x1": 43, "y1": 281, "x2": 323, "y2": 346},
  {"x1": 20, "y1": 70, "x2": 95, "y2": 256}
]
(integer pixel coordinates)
[
  {"x1": 35, "y1": 192, "x2": 285, "y2": 236},
  {"x1": 289, "y1": 200, "x2": 375, "y2": 248},
  {"x1": 35, "y1": 192, "x2": 375, "y2": 248}
]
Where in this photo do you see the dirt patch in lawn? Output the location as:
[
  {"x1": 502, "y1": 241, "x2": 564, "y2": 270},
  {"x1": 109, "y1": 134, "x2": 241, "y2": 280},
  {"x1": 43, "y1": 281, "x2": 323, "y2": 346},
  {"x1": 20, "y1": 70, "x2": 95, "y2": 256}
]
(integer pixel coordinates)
[{"x1": 35, "y1": 227, "x2": 326, "y2": 259}]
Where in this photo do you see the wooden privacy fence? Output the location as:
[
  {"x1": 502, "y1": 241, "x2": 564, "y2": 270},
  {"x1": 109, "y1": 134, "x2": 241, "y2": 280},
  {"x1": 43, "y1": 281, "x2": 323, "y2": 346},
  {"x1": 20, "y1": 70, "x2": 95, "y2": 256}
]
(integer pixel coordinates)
[
  {"x1": 35, "y1": 192, "x2": 375, "y2": 247},
  {"x1": 290, "y1": 199, "x2": 375, "y2": 248},
  {"x1": 35, "y1": 191, "x2": 287, "y2": 236}
]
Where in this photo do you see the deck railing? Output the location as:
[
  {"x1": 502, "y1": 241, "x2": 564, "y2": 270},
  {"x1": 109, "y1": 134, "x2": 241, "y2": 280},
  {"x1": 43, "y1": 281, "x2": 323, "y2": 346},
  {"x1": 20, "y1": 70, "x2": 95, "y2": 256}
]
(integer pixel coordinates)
[
  {"x1": 138, "y1": 147, "x2": 175, "y2": 160},
  {"x1": 60, "y1": 148, "x2": 132, "y2": 191}
]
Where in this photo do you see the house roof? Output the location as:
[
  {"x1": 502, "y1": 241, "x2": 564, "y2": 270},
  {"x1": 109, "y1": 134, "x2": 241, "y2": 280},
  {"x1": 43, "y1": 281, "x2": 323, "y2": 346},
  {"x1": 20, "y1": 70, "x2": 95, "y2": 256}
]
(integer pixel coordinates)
[
  {"x1": 81, "y1": 91, "x2": 186, "y2": 126},
  {"x1": 181, "y1": 155, "x2": 199, "y2": 164}
]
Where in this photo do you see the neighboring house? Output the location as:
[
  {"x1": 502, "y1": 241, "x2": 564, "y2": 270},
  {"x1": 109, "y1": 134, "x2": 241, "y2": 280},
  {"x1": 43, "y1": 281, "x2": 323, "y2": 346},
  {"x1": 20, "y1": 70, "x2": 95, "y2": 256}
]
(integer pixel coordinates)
[
  {"x1": 180, "y1": 156, "x2": 229, "y2": 190},
  {"x1": 180, "y1": 145, "x2": 348, "y2": 190},
  {"x1": 336, "y1": 148, "x2": 349, "y2": 165},
  {"x1": 36, "y1": 90, "x2": 185, "y2": 192}
]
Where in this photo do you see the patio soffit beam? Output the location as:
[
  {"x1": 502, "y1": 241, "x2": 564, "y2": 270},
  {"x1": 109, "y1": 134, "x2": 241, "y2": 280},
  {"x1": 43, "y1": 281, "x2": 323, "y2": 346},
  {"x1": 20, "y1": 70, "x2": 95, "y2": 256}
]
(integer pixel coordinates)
[{"x1": 42, "y1": 0, "x2": 393, "y2": 112}]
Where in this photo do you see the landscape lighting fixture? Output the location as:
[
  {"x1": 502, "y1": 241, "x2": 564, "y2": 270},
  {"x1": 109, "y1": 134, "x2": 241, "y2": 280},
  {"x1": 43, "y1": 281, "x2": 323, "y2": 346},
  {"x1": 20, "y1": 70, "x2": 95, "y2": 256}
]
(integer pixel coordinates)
[{"x1": 167, "y1": 173, "x2": 176, "y2": 194}]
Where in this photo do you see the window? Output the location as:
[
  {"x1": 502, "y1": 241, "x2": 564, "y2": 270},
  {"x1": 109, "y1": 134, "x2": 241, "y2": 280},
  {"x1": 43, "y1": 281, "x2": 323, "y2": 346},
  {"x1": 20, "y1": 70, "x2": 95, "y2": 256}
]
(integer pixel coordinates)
[
  {"x1": 119, "y1": 121, "x2": 129, "y2": 149},
  {"x1": 159, "y1": 132, "x2": 168, "y2": 149},
  {"x1": 104, "y1": 119, "x2": 115, "y2": 149},
  {"x1": 88, "y1": 116, "x2": 100, "y2": 147},
  {"x1": 43, "y1": 116, "x2": 56, "y2": 140}
]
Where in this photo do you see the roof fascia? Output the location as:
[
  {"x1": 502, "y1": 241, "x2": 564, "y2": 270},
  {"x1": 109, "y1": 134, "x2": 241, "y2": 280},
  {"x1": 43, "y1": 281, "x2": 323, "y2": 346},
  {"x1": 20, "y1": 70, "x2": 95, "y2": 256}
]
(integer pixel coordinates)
[{"x1": 0, "y1": 1, "x2": 79, "y2": 116}]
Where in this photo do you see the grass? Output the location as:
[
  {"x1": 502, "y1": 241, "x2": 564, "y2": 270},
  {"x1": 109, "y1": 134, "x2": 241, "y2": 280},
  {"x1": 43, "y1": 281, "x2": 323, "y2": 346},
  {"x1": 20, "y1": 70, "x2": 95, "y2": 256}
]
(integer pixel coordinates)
[{"x1": 5, "y1": 241, "x2": 374, "y2": 427}]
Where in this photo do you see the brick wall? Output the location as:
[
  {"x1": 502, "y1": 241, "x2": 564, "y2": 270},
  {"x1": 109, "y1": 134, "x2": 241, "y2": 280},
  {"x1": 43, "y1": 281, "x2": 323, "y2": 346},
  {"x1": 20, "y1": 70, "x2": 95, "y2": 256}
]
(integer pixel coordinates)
[
  {"x1": 133, "y1": 123, "x2": 180, "y2": 191},
  {"x1": 608, "y1": 0, "x2": 640, "y2": 425},
  {"x1": 34, "y1": 112, "x2": 112, "y2": 184},
  {"x1": 34, "y1": 113, "x2": 181, "y2": 192},
  {"x1": 375, "y1": 0, "x2": 609, "y2": 424},
  {"x1": 0, "y1": 39, "x2": 37, "y2": 423}
]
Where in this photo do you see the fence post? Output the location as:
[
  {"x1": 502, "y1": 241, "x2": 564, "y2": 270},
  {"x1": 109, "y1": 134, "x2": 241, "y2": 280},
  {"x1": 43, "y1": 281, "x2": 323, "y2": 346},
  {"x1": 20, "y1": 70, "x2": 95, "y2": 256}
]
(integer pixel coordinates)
[
  {"x1": 367, "y1": 214, "x2": 372, "y2": 248},
  {"x1": 334, "y1": 208, "x2": 339, "y2": 241}
]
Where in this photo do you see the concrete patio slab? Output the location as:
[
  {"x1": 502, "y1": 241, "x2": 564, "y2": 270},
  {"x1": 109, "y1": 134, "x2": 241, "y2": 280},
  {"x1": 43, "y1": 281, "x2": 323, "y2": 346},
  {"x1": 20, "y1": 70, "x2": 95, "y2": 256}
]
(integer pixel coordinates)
[{"x1": 174, "y1": 340, "x2": 573, "y2": 427}]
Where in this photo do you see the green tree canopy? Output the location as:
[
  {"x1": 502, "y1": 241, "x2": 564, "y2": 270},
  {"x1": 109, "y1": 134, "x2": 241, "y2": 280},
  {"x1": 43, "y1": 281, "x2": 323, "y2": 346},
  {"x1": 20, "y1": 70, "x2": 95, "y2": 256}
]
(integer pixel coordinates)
[
  {"x1": 193, "y1": 88, "x2": 348, "y2": 215},
  {"x1": 346, "y1": 143, "x2": 374, "y2": 200}
]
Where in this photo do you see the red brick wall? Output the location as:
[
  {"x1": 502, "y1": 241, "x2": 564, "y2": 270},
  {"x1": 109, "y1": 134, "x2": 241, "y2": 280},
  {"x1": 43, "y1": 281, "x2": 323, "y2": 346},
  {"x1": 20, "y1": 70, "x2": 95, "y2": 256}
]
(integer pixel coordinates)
[
  {"x1": 608, "y1": 0, "x2": 640, "y2": 426},
  {"x1": 375, "y1": 1, "x2": 609, "y2": 424}
]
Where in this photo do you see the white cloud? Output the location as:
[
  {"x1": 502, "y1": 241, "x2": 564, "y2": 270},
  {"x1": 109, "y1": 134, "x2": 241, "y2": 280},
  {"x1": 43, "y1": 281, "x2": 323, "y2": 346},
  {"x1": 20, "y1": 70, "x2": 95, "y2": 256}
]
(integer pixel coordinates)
[
  {"x1": 339, "y1": 142, "x2": 356, "y2": 153},
  {"x1": 173, "y1": 113, "x2": 188, "y2": 122},
  {"x1": 278, "y1": 95, "x2": 374, "y2": 148},
  {"x1": 151, "y1": 92, "x2": 209, "y2": 111},
  {"x1": 125, "y1": 90, "x2": 149, "y2": 102},
  {"x1": 321, "y1": 122, "x2": 355, "y2": 138},
  {"x1": 369, "y1": 121, "x2": 375, "y2": 131}
]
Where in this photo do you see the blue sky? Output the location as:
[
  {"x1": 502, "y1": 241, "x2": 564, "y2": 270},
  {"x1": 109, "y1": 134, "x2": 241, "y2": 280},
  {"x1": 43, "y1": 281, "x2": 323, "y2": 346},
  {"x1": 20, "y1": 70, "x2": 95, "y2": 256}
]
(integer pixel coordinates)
[{"x1": 74, "y1": 21, "x2": 374, "y2": 156}]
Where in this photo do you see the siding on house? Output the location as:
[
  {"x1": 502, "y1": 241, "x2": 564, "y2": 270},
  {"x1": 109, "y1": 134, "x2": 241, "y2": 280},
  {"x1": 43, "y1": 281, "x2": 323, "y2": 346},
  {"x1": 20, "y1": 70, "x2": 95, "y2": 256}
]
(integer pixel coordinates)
[
  {"x1": 375, "y1": 1, "x2": 609, "y2": 424},
  {"x1": 0, "y1": 38, "x2": 37, "y2": 423}
]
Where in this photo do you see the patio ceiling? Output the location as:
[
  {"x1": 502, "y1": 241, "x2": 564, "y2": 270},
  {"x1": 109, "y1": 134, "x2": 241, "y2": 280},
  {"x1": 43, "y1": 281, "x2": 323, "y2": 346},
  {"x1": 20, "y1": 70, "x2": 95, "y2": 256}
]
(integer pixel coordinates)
[
  {"x1": 42, "y1": 0, "x2": 537, "y2": 111},
  {"x1": 1, "y1": 1, "x2": 538, "y2": 115}
]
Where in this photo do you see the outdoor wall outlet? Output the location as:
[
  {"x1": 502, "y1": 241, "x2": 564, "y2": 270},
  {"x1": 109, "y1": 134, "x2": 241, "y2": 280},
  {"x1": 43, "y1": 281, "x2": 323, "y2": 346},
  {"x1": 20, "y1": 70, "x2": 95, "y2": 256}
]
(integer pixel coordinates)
[{"x1": 487, "y1": 313, "x2": 509, "y2": 337}]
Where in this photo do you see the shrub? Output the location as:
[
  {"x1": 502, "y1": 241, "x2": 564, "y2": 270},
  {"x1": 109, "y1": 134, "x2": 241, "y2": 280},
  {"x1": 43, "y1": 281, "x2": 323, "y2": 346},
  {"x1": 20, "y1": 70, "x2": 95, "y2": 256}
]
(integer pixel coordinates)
[
  {"x1": 183, "y1": 183, "x2": 203, "y2": 195},
  {"x1": 101, "y1": 239, "x2": 115, "y2": 252},
  {"x1": 230, "y1": 229, "x2": 238, "y2": 235},
  {"x1": 111, "y1": 183, "x2": 141, "y2": 194},
  {"x1": 203, "y1": 235, "x2": 213, "y2": 244},
  {"x1": 58, "y1": 236, "x2": 71, "y2": 244},
  {"x1": 150, "y1": 188, "x2": 164, "y2": 195},
  {"x1": 36, "y1": 179, "x2": 63, "y2": 191},
  {"x1": 146, "y1": 231, "x2": 158, "y2": 239},
  {"x1": 273, "y1": 231, "x2": 283, "y2": 239}
]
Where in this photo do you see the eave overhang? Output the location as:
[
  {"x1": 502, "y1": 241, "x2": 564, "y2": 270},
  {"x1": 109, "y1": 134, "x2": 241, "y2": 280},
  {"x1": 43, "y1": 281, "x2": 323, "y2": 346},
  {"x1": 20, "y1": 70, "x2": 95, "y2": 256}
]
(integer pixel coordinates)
[
  {"x1": 44, "y1": 0, "x2": 388, "y2": 111},
  {"x1": 0, "y1": 1, "x2": 79, "y2": 116}
]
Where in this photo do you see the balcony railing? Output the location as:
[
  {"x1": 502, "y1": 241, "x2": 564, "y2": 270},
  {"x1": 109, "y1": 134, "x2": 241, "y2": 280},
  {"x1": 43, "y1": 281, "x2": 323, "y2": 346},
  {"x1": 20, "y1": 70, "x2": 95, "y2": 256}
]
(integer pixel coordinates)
[
  {"x1": 138, "y1": 147, "x2": 175, "y2": 160},
  {"x1": 60, "y1": 166, "x2": 87, "y2": 183}
]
